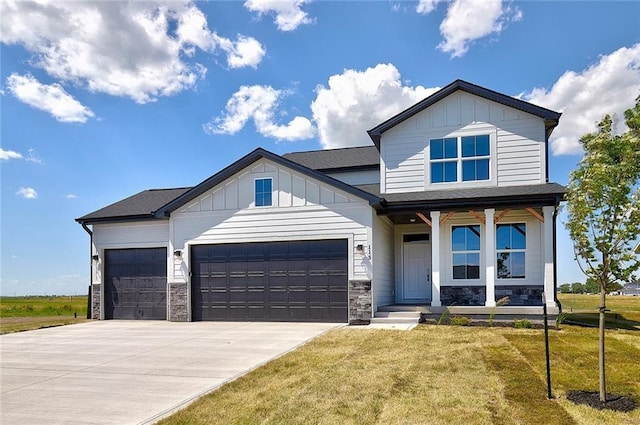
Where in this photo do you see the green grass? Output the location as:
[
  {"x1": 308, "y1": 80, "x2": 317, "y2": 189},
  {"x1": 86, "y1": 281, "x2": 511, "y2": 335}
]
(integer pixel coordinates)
[
  {"x1": 0, "y1": 296, "x2": 88, "y2": 334},
  {"x1": 158, "y1": 322, "x2": 639, "y2": 425},
  {"x1": 558, "y1": 294, "x2": 640, "y2": 330}
]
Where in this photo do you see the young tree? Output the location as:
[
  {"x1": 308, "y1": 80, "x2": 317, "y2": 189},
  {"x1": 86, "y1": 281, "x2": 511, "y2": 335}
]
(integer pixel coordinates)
[{"x1": 565, "y1": 97, "x2": 640, "y2": 402}]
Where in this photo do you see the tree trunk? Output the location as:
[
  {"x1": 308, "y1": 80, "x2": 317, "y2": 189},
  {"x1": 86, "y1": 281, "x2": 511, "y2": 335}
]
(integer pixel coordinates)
[{"x1": 599, "y1": 287, "x2": 607, "y2": 402}]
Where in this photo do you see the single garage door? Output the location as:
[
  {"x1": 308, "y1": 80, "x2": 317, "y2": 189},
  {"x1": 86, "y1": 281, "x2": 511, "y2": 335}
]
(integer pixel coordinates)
[
  {"x1": 191, "y1": 240, "x2": 348, "y2": 322},
  {"x1": 104, "y1": 248, "x2": 167, "y2": 320}
]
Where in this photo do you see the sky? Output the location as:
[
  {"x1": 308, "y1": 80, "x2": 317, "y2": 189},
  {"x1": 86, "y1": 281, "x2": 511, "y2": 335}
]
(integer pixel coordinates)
[{"x1": 1, "y1": 0, "x2": 639, "y2": 296}]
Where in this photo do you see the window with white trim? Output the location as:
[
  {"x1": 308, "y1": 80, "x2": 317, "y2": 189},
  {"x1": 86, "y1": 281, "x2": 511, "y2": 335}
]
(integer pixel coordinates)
[
  {"x1": 254, "y1": 178, "x2": 272, "y2": 207},
  {"x1": 496, "y1": 223, "x2": 526, "y2": 279},
  {"x1": 430, "y1": 135, "x2": 490, "y2": 183},
  {"x1": 452, "y1": 225, "x2": 481, "y2": 279}
]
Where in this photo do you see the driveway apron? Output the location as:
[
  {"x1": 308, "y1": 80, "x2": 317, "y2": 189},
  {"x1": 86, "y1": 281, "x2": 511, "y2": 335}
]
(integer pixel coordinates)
[{"x1": 0, "y1": 321, "x2": 339, "y2": 425}]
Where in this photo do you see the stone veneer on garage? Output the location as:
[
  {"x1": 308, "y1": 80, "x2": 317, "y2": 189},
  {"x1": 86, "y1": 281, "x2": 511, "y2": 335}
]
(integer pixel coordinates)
[
  {"x1": 91, "y1": 284, "x2": 100, "y2": 319},
  {"x1": 348, "y1": 280, "x2": 372, "y2": 325},
  {"x1": 169, "y1": 282, "x2": 188, "y2": 321}
]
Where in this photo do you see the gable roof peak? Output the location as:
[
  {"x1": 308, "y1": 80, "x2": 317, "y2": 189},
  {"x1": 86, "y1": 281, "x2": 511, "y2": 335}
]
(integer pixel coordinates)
[{"x1": 367, "y1": 79, "x2": 561, "y2": 149}]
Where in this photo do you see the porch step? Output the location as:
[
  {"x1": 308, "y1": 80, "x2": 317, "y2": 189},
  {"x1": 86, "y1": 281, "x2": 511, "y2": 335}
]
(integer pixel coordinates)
[
  {"x1": 371, "y1": 310, "x2": 422, "y2": 325},
  {"x1": 377, "y1": 305, "x2": 432, "y2": 313}
]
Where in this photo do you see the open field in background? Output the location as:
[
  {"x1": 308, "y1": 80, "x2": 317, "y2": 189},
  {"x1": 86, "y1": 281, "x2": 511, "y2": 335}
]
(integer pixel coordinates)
[
  {"x1": 159, "y1": 324, "x2": 639, "y2": 425},
  {"x1": 558, "y1": 294, "x2": 640, "y2": 330},
  {"x1": 0, "y1": 296, "x2": 88, "y2": 334}
]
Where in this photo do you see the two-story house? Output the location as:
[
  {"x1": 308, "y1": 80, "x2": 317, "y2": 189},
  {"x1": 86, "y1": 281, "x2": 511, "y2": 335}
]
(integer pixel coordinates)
[{"x1": 76, "y1": 80, "x2": 564, "y2": 324}]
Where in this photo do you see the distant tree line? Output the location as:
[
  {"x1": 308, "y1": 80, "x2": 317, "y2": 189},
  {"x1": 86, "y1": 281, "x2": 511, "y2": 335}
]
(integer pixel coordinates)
[{"x1": 559, "y1": 278, "x2": 622, "y2": 294}]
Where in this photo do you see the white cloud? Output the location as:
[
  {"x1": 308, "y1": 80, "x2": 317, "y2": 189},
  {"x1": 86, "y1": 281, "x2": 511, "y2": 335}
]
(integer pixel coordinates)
[
  {"x1": 7, "y1": 73, "x2": 95, "y2": 123},
  {"x1": 0, "y1": 148, "x2": 23, "y2": 160},
  {"x1": 310, "y1": 64, "x2": 438, "y2": 149},
  {"x1": 417, "y1": 0, "x2": 447, "y2": 14},
  {"x1": 25, "y1": 149, "x2": 43, "y2": 164},
  {"x1": 244, "y1": 0, "x2": 313, "y2": 31},
  {"x1": 418, "y1": 0, "x2": 522, "y2": 58},
  {"x1": 214, "y1": 34, "x2": 266, "y2": 69},
  {"x1": 204, "y1": 85, "x2": 315, "y2": 141},
  {"x1": 66, "y1": 194, "x2": 78, "y2": 199},
  {"x1": 0, "y1": 1, "x2": 265, "y2": 104},
  {"x1": 523, "y1": 44, "x2": 640, "y2": 155},
  {"x1": 16, "y1": 187, "x2": 38, "y2": 199}
]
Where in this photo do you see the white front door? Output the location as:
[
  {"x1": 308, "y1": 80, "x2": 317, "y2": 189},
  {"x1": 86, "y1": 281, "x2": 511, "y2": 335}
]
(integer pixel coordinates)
[{"x1": 402, "y1": 234, "x2": 431, "y2": 302}]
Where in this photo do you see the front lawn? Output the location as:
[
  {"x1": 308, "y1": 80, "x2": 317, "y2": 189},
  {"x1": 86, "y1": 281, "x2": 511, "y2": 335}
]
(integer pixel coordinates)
[
  {"x1": 558, "y1": 294, "x2": 640, "y2": 330},
  {"x1": 159, "y1": 324, "x2": 639, "y2": 425}
]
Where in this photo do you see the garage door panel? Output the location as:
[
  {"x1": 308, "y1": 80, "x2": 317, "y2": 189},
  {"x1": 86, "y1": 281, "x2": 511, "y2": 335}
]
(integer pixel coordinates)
[{"x1": 191, "y1": 240, "x2": 348, "y2": 322}]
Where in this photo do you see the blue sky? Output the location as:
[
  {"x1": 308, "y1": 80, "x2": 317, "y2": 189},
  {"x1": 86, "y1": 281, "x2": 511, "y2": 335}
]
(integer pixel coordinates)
[{"x1": 1, "y1": 0, "x2": 639, "y2": 296}]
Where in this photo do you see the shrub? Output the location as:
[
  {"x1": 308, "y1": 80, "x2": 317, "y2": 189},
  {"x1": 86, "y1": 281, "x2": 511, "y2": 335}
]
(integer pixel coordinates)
[
  {"x1": 489, "y1": 296, "x2": 510, "y2": 327},
  {"x1": 437, "y1": 307, "x2": 451, "y2": 325},
  {"x1": 450, "y1": 316, "x2": 472, "y2": 326},
  {"x1": 514, "y1": 319, "x2": 532, "y2": 329},
  {"x1": 555, "y1": 312, "x2": 570, "y2": 330}
]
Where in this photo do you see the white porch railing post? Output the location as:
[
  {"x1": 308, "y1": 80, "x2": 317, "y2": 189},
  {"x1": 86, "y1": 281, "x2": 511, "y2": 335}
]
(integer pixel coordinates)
[
  {"x1": 430, "y1": 211, "x2": 441, "y2": 307},
  {"x1": 485, "y1": 208, "x2": 496, "y2": 307},
  {"x1": 543, "y1": 206, "x2": 556, "y2": 307}
]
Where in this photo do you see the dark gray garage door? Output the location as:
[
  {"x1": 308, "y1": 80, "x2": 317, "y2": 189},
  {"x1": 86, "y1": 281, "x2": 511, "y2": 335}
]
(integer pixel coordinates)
[
  {"x1": 104, "y1": 248, "x2": 167, "y2": 320},
  {"x1": 191, "y1": 240, "x2": 348, "y2": 322}
]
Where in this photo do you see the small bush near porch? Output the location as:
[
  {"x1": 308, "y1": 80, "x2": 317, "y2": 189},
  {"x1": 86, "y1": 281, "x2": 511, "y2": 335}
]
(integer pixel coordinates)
[{"x1": 159, "y1": 323, "x2": 638, "y2": 424}]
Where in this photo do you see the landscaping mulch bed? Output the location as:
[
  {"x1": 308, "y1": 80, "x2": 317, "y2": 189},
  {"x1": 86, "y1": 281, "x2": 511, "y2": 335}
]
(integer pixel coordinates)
[{"x1": 567, "y1": 390, "x2": 637, "y2": 412}]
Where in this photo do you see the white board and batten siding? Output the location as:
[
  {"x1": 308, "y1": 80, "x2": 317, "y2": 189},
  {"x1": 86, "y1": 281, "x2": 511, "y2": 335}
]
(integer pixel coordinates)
[
  {"x1": 171, "y1": 158, "x2": 374, "y2": 282},
  {"x1": 372, "y1": 214, "x2": 395, "y2": 310},
  {"x1": 91, "y1": 221, "x2": 170, "y2": 284},
  {"x1": 381, "y1": 91, "x2": 547, "y2": 194}
]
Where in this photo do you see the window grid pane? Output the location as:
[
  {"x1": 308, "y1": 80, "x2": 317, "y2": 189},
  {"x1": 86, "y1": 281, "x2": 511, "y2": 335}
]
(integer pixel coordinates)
[
  {"x1": 430, "y1": 135, "x2": 489, "y2": 183},
  {"x1": 452, "y1": 226, "x2": 481, "y2": 280},
  {"x1": 255, "y1": 178, "x2": 272, "y2": 207},
  {"x1": 496, "y1": 223, "x2": 526, "y2": 278}
]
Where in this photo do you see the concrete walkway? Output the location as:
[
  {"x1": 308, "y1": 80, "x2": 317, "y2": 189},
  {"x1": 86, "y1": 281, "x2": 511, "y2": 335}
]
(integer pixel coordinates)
[{"x1": 0, "y1": 320, "x2": 339, "y2": 425}]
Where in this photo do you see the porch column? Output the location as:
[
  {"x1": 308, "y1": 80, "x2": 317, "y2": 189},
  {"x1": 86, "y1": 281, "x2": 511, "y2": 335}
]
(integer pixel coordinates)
[
  {"x1": 430, "y1": 211, "x2": 441, "y2": 307},
  {"x1": 543, "y1": 206, "x2": 556, "y2": 307},
  {"x1": 484, "y1": 208, "x2": 496, "y2": 307}
]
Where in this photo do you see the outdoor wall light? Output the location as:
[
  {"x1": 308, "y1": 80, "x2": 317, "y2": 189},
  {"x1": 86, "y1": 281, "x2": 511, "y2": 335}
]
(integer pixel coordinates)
[
  {"x1": 91, "y1": 254, "x2": 99, "y2": 262},
  {"x1": 355, "y1": 244, "x2": 365, "y2": 254},
  {"x1": 174, "y1": 250, "x2": 182, "y2": 258}
]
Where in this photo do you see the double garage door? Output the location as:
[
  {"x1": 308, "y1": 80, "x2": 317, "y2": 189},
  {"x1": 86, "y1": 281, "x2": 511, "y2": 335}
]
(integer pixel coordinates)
[{"x1": 191, "y1": 239, "x2": 348, "y2": 322}]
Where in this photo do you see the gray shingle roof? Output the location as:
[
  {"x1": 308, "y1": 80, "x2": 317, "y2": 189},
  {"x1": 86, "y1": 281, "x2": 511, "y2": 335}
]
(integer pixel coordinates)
[
  {"x1": 283, "y1": 146, "x2": 379, "y2": 171},
  {"x1": 355, "y1": 183, "x2": 565, "y2": 211},
  {"x1": 76, "y1": 188, "x2": 191, "y2": 223}
]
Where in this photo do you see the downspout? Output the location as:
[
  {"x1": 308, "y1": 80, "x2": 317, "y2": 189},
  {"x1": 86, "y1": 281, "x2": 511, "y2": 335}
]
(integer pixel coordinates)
[{"x1": 80, "y1": 221, "x2": 93, "y2": 319}]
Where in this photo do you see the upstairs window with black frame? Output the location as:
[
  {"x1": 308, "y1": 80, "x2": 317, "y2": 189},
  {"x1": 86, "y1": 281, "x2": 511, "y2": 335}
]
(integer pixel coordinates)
[
  {"x1": 430, "y1": 135, "x2": 490, "y2": 183},
  {"x1": 496, "y1": 223, "x2": 526, "y2": 279},
  {"x1": 254, "y1": 178, "x2": 273, "y2": 207},
  {"x1": 452, "y1": 225, "x2": 481, "y2": 279}
]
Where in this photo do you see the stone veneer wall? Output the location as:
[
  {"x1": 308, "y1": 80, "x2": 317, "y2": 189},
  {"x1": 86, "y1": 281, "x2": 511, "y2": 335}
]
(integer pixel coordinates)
[
  {"x1": 91, "y1": 284, "x2": 101, "y2": 319},
  {"x1": 495, "y1": 285, "x2": 544, "y2": 306},
  {"x1": 348, "y1": 280, "x2": 372, "y2": 325},
  {"x1": 441, "y1": 286, "x2": 486, "y2": 306},
  {"x1": 169, "y1": 282, "x2": 188, "y2": 322}
]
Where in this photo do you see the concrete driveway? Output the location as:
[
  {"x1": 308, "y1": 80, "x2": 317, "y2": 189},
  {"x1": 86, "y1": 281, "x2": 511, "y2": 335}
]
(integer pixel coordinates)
[{"x1": 1, "y1": 320, "x2": 339, "y2": 425}]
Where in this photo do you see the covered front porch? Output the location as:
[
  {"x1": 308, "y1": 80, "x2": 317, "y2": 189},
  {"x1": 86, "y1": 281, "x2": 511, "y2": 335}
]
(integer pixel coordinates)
[{"x1": 374, "y1": 204, "x2": 560, "y2": 317}]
